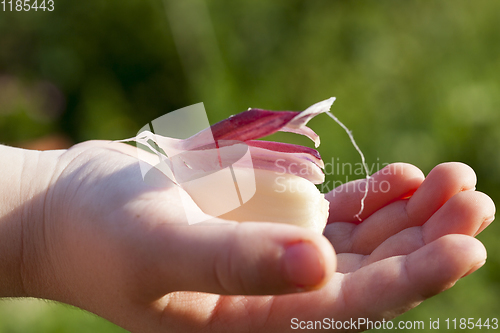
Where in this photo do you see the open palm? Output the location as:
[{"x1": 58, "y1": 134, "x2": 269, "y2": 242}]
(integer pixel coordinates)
[{"x1": 28, "y1": 141, "x2": 494, "y2": 333}]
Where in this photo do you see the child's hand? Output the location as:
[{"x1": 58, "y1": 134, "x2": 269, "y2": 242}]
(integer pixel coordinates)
[{"x1": 18, "y1": 141, "x2": 494, "y2": 332}]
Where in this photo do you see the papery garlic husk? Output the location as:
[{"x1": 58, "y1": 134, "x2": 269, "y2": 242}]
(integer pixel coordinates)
[{"x1": 182, "y1": 168, "x2": 329, "y2": 234}]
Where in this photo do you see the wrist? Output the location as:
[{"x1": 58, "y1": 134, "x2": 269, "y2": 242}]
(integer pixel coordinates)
[{"x1": 0, "y1": 145, "x2": 64, "y2": 298}]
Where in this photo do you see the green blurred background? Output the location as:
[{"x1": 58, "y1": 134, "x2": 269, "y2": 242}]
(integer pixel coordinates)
[{"x1": 1, "y1": 0, "x2": 499, "y2": 331}]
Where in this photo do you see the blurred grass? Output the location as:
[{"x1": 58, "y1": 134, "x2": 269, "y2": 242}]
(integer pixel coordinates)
[
  {"x1": 0, "y1": 299, "x2": 127, "y2": 333},
  {"x1": 1, "y1": 0, "x2": 499, "y2": 331}
]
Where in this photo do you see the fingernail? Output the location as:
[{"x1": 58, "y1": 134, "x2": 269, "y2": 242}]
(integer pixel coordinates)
[
  {"x1": 462, "y1": 260, "x2": 486, "y2": 278},
  {"x1": 282, "y1": 241, "x2": 325, "y2": 289}
]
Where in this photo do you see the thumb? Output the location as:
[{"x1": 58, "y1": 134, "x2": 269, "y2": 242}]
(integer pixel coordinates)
[{"x1": 133, "y1": 221, "x2": 336, "y2": 298}]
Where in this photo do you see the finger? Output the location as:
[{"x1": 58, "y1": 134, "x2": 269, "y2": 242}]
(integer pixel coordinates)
[
  {"x1": 326, "y1": 163, "x2": 424, "y2": 224},
  {"x1": 423, "y1": 191, "x2": 496, "y2": 242},
  {"x1": 406, "y1": 162, "x2": 477, "y2": 223},
  {"x1": 335, "y1": 252, "x2": 366, "y2": 273},
  {"x1": 330, "y1": 162, "x2": 478, "y2": 254},
  {"x1": 128, "y1": 221, "x2": 336, "y2": 301},
  {"x1": 333, "y1": 227, "x2": 423, "y2": 272},
  {"x1": 360, "y1": 227, "x2": 424, "y2": 267},
  {"x1": 349, "y1": 191, "x2": 495, "y2": 268},
  {"x1": 336, "y1": 234, "x2": 486, "y2": 324}
]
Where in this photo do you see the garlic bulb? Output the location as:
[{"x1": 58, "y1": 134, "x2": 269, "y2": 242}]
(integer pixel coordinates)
[{"x1": 120, "y1": 98, "x2": 336, "y2": 233}]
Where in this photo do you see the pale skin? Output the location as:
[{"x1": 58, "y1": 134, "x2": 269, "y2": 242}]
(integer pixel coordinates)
[{"x1": 0, "y1": 141, "x2": 495, "y2": 332}]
